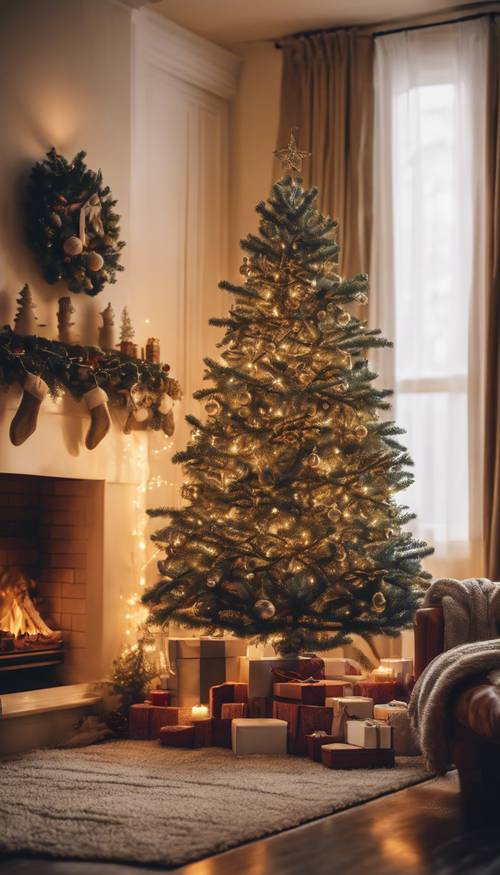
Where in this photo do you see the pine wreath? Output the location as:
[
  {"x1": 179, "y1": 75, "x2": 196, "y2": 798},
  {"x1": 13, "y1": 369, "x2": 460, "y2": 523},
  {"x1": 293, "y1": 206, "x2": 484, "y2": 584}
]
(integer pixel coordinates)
[{"x1": 26, "y1": 148, "x2": 125, "y2": 297}]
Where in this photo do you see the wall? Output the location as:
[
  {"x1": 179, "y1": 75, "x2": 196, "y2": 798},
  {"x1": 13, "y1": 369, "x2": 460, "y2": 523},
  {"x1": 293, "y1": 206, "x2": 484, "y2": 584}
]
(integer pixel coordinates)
[{"x1": 228, "y1": 41, "x2": 282, "y2": 280}]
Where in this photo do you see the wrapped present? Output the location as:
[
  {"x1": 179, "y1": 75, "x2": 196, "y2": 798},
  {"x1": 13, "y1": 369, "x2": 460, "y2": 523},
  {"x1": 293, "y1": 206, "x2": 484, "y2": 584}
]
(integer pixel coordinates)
[
  {"x1": 239, "y1": 656, "x2": 324, "y2": 699},
  {"x1": 129, "y1": 703, "x2": 153, "y2": 739},
  {"x1": 149, "y1": 690, "x2": 170, "y2": 706},
  {"x1": 158, "y1": 706, "x2": 193, "y2": 726},
  {"x1": 346, "y1": 719, "x2": 393, "y2": 749},
  {"x1": 165, "y1": 637, "x2": 247, "y2": 707},
  {"x1": 322, "y1": 657, "x2": 362, "y2": 678},
  {"x1": 373, "y1": 701, "x2": 421, "y2": 756},
  {"x1": 321, "y1": 742, "x2": 395, "y2": 769},
  {"x1": 232, "y1": 718, "x2": 288, "y2": 755},
  {"x1": 353, "y1": 680, "x2": 398, "y2": 704},
  {"x1": 159, "y1": 725, "x2": 195, "y2": 748},
  {"x1": 307, "y1": 732, "x2": 340, "y2": 762},
  {"x1": 221, "y1": 702, "x2": 248, "y2": 720},
  {"x1": 380, "y1": 658, "x2": 414, "y2": 684},
  {"x1": 150, "y1": 706, "x2": 175, "y2": 740},
  {"x1": 212, "y1": 717, "x2": 233, "y2": 748},
  {"x1": 273, "y1": 701, "x2": 334, "y2": 756},
  {"x1": 327, "y1": 696, "x2": 374, "y2": 739},
  {"x1": 273, "y1": 680, "x2": 352, "y2": 705},
  {"x1": 247, "y1": 696, "x2": 272, "y2": 717},
  {"x1": 209, "y1": 682, "x2": 248, "y2": 718}
]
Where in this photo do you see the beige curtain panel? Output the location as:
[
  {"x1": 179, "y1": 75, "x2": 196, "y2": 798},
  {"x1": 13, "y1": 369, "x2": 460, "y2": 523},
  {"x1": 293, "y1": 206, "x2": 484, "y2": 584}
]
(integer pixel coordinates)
[
  {"x1": 277, "y1": 30, "x2": 374, "y2": 279},
  {"x1": 484, "y1": 16, "x2": 500, "y2": 579}
]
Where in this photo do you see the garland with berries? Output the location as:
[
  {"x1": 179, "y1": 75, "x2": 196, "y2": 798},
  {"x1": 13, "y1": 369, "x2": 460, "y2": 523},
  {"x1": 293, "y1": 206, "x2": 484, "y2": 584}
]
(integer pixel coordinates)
[
  {"x1": 26, "y1": 148, "x2": 125, "y2": 297},
  {"x1": 0, "y1": 327, "x2": 181, "y2": 436}
]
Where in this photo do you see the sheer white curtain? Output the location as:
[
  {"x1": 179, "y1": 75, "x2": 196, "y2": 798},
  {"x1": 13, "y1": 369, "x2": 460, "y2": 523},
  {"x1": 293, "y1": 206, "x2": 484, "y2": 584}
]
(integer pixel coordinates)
[{"x1": 371, "y1": 20, "x2": 488, "y2": 578}]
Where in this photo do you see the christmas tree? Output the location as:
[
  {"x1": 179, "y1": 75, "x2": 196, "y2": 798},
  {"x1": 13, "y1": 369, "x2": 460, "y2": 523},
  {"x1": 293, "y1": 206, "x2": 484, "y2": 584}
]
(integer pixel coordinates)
[{"x1": 143, "y1": 136, "x2": 432, "y2": 656}]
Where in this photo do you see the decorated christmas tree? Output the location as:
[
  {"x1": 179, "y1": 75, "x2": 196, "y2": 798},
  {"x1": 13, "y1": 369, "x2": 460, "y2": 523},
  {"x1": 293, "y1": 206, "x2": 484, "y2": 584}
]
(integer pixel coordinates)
[{"x1": 143, "y1": 136, "x2": 432, "y2": 656}]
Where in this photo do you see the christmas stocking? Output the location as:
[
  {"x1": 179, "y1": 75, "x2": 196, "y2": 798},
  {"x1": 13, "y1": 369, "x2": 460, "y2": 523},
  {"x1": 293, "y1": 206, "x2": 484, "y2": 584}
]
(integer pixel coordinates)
[
  {"x1": 83, "y1": 386, "x2": 110, "y2": 449},
  {"x1": 9, "y1": 372, "x2": 48, "y2": 446}
]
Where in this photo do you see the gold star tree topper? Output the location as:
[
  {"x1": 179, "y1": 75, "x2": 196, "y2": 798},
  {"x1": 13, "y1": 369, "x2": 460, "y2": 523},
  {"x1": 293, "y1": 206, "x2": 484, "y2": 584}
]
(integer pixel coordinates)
[{"x1": 274, "y1": 130, "x2": 311, "y2": 174}]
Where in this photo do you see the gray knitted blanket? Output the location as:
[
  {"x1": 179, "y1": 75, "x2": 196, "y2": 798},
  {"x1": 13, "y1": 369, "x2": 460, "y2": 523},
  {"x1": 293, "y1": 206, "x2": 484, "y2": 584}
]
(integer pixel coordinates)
[
  {"x1": 409, "y1": 640, "x2": 500, "y2": 773},
  {"x1": 423, "y1": 577, "x2": 500, "y2": 649}
]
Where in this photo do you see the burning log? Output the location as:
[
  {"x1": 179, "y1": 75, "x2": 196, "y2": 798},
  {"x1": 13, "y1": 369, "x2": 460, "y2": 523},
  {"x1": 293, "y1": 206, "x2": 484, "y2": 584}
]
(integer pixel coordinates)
[{"x1": 0, "y1": 567, "x2": 63, "y2": 651}]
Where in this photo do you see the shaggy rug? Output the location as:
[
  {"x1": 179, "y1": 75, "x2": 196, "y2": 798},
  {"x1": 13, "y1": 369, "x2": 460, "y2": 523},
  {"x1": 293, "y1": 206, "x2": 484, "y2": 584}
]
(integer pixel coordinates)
[{"x1": 0, "y1": 740, "x2": 430, "y2": 869}]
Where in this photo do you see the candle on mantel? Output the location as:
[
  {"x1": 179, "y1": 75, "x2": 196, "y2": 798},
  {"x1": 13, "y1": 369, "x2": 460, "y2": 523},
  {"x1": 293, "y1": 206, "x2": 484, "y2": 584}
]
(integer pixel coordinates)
[
  {"x1": 191, "y1": 705, "x2": 209, "y2": 721},
  {"x1": 372, "y1": 665, "x2": 394, "y2": 682}
]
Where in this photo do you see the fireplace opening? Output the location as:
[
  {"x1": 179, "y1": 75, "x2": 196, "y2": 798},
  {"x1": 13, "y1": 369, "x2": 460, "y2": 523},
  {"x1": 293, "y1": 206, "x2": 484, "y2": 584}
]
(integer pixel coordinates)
[{"x1": 0, "y1": 473, "x2": 103, "y2": 694}]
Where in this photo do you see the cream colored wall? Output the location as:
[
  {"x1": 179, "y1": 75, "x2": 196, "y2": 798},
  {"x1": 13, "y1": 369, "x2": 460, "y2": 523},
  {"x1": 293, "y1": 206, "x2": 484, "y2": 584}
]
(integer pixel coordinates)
[
  {"x1": 228, "y1": 41, "x2": 282, "y2": 281},
  {"x1": 0, "y1": 0, "x2": 132, "y2": 343}
]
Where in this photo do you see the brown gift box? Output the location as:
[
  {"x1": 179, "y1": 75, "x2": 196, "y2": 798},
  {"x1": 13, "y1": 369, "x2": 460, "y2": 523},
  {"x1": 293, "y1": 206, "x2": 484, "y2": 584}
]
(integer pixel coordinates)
[
  {"x1": 306, "y1": 733, "x2": 341, "y2": 762},
  {"x1": 166, "y1": 637, "x2": 247, "y2": 707},
  {"x1": 129, "y1": 703, "x2": 153, "y2": 739},
  {"x1": 273, "y1": 701, "x2": 334, "y2": 756},
  {"x1": 149, "y1": 690, "x2": 170, "y2": 706},
  {"x1": 212, "y1": 717, "x2": 233, "y2": 748},
  {"x1": 221, "y1": 702, "x2": 248, "y2": 720},
  {"x1": 353, "y1": 681, "x2": 398, "y2": 704},
  {"x1": 209, "y1": 682, "x2": 248, "y2": 718},
  {"x1": 321, "y1": 743, "x2": 395, "y2": 769},
  {"x1": 160, "y1": 706, "x2": 193, "y2": 726},
  {"x1": 159, "y1": 725, "x2": 195, "y2": 747},
  {"x1": 273, "y1": 680, "x2": 352, "y2": 706},
  {"x1": 247, "y1": 697, "x2": 273, "y2": 717},
  {"x1": 150, "y1": 706, "x2": 175, "y2": 740}
]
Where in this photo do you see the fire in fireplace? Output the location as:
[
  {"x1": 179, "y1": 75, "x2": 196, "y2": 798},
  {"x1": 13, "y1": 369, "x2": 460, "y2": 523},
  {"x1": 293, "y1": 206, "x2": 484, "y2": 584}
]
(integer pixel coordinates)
[{"x1": 0, "y1": 566, "x2": 63, "y2": 652}]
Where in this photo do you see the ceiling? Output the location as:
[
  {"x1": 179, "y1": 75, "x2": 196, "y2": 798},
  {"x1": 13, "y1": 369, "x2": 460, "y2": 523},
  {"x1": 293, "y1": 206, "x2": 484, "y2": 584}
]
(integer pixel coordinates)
[{"x1": 149, "y1": 0, "x2": 473, "y2": 48}]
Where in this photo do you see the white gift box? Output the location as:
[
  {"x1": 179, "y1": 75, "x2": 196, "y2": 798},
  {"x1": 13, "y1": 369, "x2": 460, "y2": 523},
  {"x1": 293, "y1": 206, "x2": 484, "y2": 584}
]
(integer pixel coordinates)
[
  {"x1": 325, "y1": 696, "x2": 373, "y2": 718},
  {"x1": 346, "y1": 719, "x2": 393, "y2": 749},
  {"x1": 231, "y1": 718, "x2": 288, "y2": 755},
  {"x1": 380, "y1": 658, "x2": 414, "y2": 683},
  {"x1": 165, "y1": 637, "x2": 247, "y2": 707},
  {"x1": 239, "y1": 656, "x2": 322, "y2": 699},
  {"x1": 322, "y1": 657, "x2": 362, "y2": 678},
  {"x1": 373, "y1": 702, "x2": 420, "y2": 756}
]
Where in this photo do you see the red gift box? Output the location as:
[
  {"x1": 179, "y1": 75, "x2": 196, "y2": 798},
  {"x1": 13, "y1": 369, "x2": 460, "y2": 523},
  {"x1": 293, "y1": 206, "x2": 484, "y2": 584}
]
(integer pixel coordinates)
[
  {"x1": 212, "y1": 717, "x2": 233, "y2": 748},
  {"x1": 247, "y1": 697, "x2": 272, "y2": 717},
  {"x1": 150, "y1": 706, "x2": 174, "y2": 739},
  {"x1": 273, "y1": 680, "x2": 352, "y2": 706},
  {"x1": 129, "y1": 703, "x2": 153, "y2": 739},
  {"x1": 273, "y1": 701, "x2": 334, "y2": 756},
  {"x1": 306, "y1": 733, "x2": 341, "y2": 762},
  {"x1": 159, "y1": 725, "x2": 195, "y2": 747},
  {"x1": 221, "y1": 702, "x2": 248, "y2": 720},
  {"x1": 353, "y1": 681, "x2": 398, "y2": 704},
  {"x1": 149, "y1": 690, "x2": 170, "y2": 706},
  {"x1": 321, "y1": 742, "x2": 395, "y2": 769},
  {"x1": 209, "y1": 682, "x2": 248, "y2": 719},
  {"x1": 159, "y1": 706, "x2": 193, "y2": 726}
]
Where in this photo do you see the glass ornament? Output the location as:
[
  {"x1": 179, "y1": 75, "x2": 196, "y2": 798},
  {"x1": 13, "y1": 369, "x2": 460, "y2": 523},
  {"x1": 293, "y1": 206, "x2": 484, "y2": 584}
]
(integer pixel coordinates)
[
  {"x1": 237, "y1": 389, "x2": 252, "y2": 405},
  {"x1": 254, "y1": 598, "x2": 276, "y2": 620},
  {"x1": 207, "y1": 572, "x2": 221, "y2": 587},
  {"x1": 371, "y1": 591, "x2": 386, "y2": 613},
  {"x1": 308, "y1": 453, "x2": 320, "y2": 468},
  {"x1": 337, "y1": 311, "x2": 351, "y2": 326},
  {"x1": 354, "y1": 424, "x2": 368, "y2": 440},
  {"x1": 317, "y1": 310, "x2": 327, "y2": 322},
  {"x1": 205, "y1": 398, "x2": 220, "y2": 416},
  {"x1": 327, "y1": 504, "x2": 341, "y2": 522}
]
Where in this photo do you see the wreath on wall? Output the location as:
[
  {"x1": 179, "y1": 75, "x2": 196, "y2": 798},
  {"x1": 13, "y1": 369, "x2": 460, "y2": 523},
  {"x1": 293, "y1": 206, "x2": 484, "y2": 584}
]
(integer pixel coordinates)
[{"x1": 26, "y1": 148, "x2": 125, "y2": 297}]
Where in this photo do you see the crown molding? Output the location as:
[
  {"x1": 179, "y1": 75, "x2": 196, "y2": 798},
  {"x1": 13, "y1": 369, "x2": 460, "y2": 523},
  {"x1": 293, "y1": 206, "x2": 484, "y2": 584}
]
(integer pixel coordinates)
[
  {"x1": 132, "y1": 8, "x2": 240, "y2": 100},
  {"x1": 116, "y1": 0, "x2": 160, "y2": 8}
]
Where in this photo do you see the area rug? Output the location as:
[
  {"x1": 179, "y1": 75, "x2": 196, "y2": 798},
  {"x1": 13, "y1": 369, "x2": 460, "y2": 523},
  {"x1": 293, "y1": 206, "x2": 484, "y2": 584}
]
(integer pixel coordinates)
[{"x1": 0, "y1": 740, "x2": 431, "y2": 869}]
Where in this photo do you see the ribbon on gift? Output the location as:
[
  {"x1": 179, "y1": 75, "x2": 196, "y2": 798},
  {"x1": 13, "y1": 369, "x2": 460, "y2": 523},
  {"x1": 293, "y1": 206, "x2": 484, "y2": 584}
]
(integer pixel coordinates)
[
  {"x1": 331, "y1": 699, "x2": 351, "y2": 738},
  {"x1": 362, "y1": 718, "x2": 393, "y2": 748},
  {"x1": 79, "y1": 193, "x2": 104, "y2": 245},
  {"x1": 271, "y1": 658, "x2": 324, "y2": 684}
]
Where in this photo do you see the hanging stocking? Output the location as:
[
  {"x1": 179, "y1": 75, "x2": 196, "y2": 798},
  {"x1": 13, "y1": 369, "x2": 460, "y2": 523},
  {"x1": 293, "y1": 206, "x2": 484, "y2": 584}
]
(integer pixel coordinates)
[
  {"x1": 83, "y1": 386, "x2": 110, "y2": 449},
  {"x1": 9, "y1": 372, "x2": 48, "y2": 446}
]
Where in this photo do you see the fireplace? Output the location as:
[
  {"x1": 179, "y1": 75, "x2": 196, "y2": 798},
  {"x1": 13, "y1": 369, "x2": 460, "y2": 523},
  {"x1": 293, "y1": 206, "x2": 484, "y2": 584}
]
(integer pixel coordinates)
[{"x1": 0, "y1": 473, "x2": 104, "y2": 693}]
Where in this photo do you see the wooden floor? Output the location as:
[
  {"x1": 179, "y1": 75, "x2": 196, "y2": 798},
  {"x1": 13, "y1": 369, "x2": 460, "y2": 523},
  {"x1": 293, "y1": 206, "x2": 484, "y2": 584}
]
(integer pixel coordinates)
[{"x1": 2, "y1": 772, "x2": 500, "y2": 875}]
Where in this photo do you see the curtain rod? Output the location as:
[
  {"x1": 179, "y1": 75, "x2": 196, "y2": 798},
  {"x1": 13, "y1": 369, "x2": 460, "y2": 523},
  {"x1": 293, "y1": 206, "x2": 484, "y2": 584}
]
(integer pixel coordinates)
[{"x1": 275, "y1": 8, "x2": 496, "y2": 48}]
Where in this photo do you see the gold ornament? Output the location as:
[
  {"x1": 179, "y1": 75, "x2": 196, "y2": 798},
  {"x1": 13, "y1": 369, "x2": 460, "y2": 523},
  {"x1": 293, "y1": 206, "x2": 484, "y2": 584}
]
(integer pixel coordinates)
[
  {"x1": 254, "y1": 598, "x2": 276, "y2": 620},
  {"x1": 63, "y1": 236, "x2": 83, "y2": 256},
  {"x1": 327, "y1": 504, "x2": 341, "y2": 523},
  {"x1": 86, "y1": 251, "x2": 104, "y2": 272},
  {"x1": 371, "y1": 591, "x2": 386, "y2": 613},
  {"x1": 205, "y1": 398, "x2": 220, "y2": 416},
  {"x1": 337, "y1": 311, "x2": 351, "y2": 327},
  {"x1": 273, "y1": 130, "x2": 311, "y2": 174},
  {"x1": 308, "y1": 452, "x2": 320, "y2": 468},
  {"x1": 237, "y1": 389, "x2": 252, "y2": 405},
  {"x1": 354, "y1": 424, "x2": 368, "y2": 440},
  {"x1": 317, "y1": 310, "x2": 327, "y2": 322}
]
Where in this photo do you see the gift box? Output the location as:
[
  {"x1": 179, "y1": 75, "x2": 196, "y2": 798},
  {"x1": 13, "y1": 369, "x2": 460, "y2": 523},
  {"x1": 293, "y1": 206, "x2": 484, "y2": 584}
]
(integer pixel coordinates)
[
  {"x1": 346, "y1": 719, "x2": 393, "y2": 749},
  {"x1": 307, "y1": 732, "x2": 340, "y2": 762},
  {"x1": 221, "y1": 702, "x2": 248, "y2": 720},
  {"x1": 209, "y1": 682, "x2": 248, "y2": 719},
  {"x1": 239, "y1": 656, "x2": 324, "y2": 699},
  {"x1": 247, "y1": 696, "x2": 273, "y2": 717},
  {"x1": 149, "y1": 690, "x2": 170, "y2": 706},
  {"x1": 231, "y1": 718, "x2": 288, "y2": 755},
  {"x1": 273, "y1": 680, "x2": 353, "y2": 705},
  {"x1": 273, "y1": 701, "x2": 334, "y2": 756},
  {"x1": 322, "y1": 658, "x2": 362, "y2": 678},
  {"x1": 150, "y1": 706, "x2": 175, "y2": 739},
  {"x1": 165, "y1": 637, "x2": 247, "y2": 707},
  {"x1": 321, "y1": 742, "x2": 395, "y2": 769},
  {"x1": 380, "y1": 658, "x2": 414, "y2": 684},
  {"x1": 158, "y1": 706, "x2": 193, "y2": 726},
  {"x1": 159, "y1": 725, "x2": 195, "y2": 748},
  {"x1": 353, "y1": 680, "x2": 398, "y2": 704},
  {"x1": 373, "y1": 702, "x2": 421, "y2": 756},
  {"x1": 129, "y1": 703, "x2": 153, "y2": 739},
  {"x1": 327, "y1": 696, "x2": 374, "y2": 739},
  {"x1": 212, "y1": 717, "x2": 233, "y2": 748}
]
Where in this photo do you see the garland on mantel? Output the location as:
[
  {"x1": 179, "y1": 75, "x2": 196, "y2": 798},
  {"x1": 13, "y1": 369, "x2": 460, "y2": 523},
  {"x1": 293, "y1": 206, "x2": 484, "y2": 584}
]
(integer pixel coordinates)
[{"x1": 0, "y1": 327, "x2": 182, "y2": 447}]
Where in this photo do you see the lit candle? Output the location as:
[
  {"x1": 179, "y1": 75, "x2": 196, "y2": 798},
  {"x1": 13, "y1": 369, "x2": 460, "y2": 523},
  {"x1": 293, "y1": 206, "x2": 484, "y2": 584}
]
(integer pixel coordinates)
[
  {"x1": 191, "y1": 705, "x2": 209, "y2": 721},
  {"x1": 372, "y1": 665, "x2": 394, "y2": 682}
]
